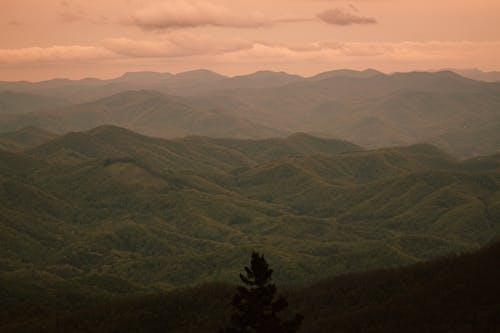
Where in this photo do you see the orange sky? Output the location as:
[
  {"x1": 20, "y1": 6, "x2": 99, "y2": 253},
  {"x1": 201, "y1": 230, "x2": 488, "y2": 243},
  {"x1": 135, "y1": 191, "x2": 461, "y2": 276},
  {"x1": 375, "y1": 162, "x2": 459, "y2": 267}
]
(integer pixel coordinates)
[{"x1": 1, "y1": 0, "x2": 500, "y2": 81}]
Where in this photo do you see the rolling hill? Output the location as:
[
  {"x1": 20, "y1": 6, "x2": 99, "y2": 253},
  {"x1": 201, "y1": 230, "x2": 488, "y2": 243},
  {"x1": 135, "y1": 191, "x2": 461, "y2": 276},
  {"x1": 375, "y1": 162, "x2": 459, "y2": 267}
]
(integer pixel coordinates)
[
  {"x1": 0, "y1": 127, "x2": 58, "y2": 151},
  {"x1": 0, "y1": 90, "x2": 282, "y2": 139},
  {"x1": 0, "y1": 126, "x2": 498, "y2": 314}
]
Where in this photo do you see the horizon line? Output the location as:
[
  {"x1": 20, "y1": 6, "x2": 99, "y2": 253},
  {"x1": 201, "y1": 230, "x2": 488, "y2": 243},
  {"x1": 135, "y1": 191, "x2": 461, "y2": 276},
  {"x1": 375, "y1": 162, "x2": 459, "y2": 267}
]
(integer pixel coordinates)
[{"x1": 0, "y1": 67, "x2": 493, "y2": 84}]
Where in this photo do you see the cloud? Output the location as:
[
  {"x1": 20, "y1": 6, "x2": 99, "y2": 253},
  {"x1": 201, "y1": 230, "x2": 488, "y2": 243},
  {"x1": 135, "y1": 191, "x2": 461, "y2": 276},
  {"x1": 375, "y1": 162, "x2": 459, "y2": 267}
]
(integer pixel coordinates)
[
  {"x1": 0, "y1": 33, "x2": 253, "y2": 65},
  {"x1": 129, "y1": 1, "x2": 270, "y2": 30},
  {"x1": 212, "y1": 41, "x2": 500, "y2": 70},
  {"x1": 317, "y1": 7, "x2": 377, "y2": 25},
  {"x1": 103, "y1": 34, "x2": 252, "y2": 58},
  {"x1": 0, "y1": 45, "x2": 115, "y2": 65},
  {"x1": 219, "y1": 41, "x2": 383, "y2": 62},
  {"x1": 2, "y1": 40, "x2": 500, "y2": 74}
]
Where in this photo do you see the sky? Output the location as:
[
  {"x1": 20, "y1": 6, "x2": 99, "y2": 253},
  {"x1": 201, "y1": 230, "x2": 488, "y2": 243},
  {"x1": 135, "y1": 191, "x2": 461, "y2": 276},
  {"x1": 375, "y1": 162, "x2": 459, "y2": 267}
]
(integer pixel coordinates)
[{"x1": 1, "y1": 0, "x2": 500, "y2": 81}]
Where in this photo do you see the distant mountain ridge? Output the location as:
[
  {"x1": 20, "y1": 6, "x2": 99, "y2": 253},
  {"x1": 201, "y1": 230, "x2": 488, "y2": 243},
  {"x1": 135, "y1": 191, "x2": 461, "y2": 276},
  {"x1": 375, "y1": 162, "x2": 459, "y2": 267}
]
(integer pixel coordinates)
[
  {"x1": 446, "y1": 68, "x2": 500, "y2": 82},
  {"x1": 2, "y1": 68, "x2": 495, "y2": 96},
  {"x1": 1, "y1": 69, "x2": 499, "y2": 157},
  {"x1": 3, "y1": 68, "x2": 469, "y2": 101},
  {"x1": 0, "y1": 90, "x2": 283, "y2": 139}
]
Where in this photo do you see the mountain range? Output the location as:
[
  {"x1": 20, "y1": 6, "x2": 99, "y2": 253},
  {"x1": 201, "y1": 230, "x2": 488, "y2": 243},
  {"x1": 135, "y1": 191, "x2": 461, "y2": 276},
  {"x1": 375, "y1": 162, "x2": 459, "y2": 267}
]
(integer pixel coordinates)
[
  {"x1": 0, "y1": 126, "x2": 498, "y2": 308},
  {"x1": 0, "y1": 125, "x2": 499, "y2": 331},
  {"x1": 1, "y1": 69, "x2": 499, "y2": 158}
]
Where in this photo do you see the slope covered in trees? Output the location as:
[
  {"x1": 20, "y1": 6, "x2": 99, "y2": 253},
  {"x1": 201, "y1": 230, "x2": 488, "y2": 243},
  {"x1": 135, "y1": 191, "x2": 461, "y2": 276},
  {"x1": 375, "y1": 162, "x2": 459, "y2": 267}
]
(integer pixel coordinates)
[
  {"x1": 0, "y1": 126, "x2": 499, "y2": 314},
  {"x1": 2, "y1": 240, "x2": 499, "y2": 332},
  {"x1": 0, "y1": 126, "x2": 57, "y2": 151}
]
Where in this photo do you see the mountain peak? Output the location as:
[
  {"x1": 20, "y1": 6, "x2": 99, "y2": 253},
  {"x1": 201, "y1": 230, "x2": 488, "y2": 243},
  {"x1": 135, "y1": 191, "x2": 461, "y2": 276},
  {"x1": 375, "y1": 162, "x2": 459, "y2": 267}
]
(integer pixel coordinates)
[
  {"x1": 308, "y1": 69, "x2": 383, "y2": 81},
  {"x1": 247, "y1": 70, "x2": 302, "y2": 78},
  {"x1": 118, "y1": 71, "x2": 172, "y2": 79},
  {"x1": 86, "y1": 124, "x2": 136, "y2": 136},
  {"x1": 286, "y1": 132, "x2": 316, "y2": 140},
  {"x1": 174, "y1": 69, "x2": 227, "y2": 80}
]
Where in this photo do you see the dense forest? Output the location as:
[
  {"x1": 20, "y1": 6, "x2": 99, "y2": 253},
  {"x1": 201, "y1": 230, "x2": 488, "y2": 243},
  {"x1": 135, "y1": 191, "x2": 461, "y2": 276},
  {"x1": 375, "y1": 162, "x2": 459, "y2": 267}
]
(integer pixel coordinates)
[
  {"x1": 0, "y1": 125, "x2": 499, "y2": 331},
  {"x1": 1, "y1": 239, "x2": 499, "y2": 332}
]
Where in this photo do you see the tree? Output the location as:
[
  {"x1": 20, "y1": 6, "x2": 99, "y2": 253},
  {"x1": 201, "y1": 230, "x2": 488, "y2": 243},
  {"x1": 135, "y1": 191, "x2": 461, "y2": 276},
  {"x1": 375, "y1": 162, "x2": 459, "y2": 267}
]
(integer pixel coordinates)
[{"x1": 222, "y1": 251, "x2": 303, "y2": 333}]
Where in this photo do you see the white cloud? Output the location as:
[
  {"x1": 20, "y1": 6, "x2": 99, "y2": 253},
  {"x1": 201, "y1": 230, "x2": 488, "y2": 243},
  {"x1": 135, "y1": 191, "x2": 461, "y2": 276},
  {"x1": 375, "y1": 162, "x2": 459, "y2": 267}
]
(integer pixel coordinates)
[
  {"x1": 0, "y1": 45, "x2": 115, "y2": 64},
  {"x1": 103, "y1": 34, "x2": 253, "y2": 57},
  {"x1": 1, "y1": 40, "x2": 500, "y2": 73},
  {"x1": 215, "y1": 40, "x2": 500, "y2": 66},
  {"x1": 317, "y1": 7, "x2": 377, "y2": 25},
  {"x1": 129, "y1": 1, "x2": 270, "y2": 30}
]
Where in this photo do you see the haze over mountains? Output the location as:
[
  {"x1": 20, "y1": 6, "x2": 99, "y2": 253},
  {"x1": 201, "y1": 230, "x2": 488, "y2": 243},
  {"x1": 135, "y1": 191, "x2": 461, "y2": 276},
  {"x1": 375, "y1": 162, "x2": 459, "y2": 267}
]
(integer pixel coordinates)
[
  {"x1": 1, "y1": 69, "x2": 499, "y2": 330},
  {"x1": 446, "y1": 68, "x2": 500, "y2": 83},
  {"x1": 1, "y1": 69, "x2": 499, "y2": 158}
]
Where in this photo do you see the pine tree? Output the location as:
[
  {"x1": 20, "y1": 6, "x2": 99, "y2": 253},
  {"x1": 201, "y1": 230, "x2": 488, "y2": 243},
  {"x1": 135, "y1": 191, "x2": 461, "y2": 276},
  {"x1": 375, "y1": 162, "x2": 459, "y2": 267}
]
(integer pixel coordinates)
[{"x1": 222, "y1": 252, "x2": 303, "y2": 333}]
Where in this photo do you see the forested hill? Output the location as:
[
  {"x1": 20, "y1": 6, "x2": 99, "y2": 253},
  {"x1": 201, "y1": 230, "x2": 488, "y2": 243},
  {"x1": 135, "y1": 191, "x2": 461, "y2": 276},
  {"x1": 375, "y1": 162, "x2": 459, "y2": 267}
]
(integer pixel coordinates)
[
  {"x1": 2, "y1": 240, "x2": 499, "y2": 332},
  {"x1": 1, "y1": 126, "x2": 499, "y2": 306}
]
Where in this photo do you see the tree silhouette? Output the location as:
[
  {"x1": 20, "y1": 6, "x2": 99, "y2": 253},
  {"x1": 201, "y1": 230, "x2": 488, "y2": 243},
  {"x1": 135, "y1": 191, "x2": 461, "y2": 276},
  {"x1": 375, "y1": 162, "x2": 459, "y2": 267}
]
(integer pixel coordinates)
[{"x1": 222, "y1": 251, "x2": 303, "y2": 333}]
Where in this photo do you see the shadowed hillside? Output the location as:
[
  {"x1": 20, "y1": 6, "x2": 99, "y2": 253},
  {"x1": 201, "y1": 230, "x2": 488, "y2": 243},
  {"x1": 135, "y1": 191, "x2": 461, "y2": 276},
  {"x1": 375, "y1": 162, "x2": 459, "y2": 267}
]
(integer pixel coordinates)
[
  {"x1": 2, "y1": 240, "x2": 499, "y2": 332},
  {"x1": 0, "y1": 90, "x2": 282, "y2": 139},
  {"x1": 0, "y1": 91, "x2": 67, "y2": 114}
]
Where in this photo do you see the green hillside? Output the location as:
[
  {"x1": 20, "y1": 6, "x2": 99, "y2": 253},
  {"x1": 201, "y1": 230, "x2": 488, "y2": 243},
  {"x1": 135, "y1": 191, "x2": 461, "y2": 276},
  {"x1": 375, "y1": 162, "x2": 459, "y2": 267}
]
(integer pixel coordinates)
[
  {"x1": 0, "y1": 127, "x2": 58, "y2": 151},
  {"x1": 1, "y1": 126, "x2": 499, "y2": 312}
]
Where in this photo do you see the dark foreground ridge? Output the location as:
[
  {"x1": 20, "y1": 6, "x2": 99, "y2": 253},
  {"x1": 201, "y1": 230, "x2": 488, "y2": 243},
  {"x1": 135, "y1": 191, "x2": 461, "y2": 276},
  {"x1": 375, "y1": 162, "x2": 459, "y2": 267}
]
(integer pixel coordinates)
[{"x1": 2, "y1": 240, "x2": 500, "y2": 332}]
